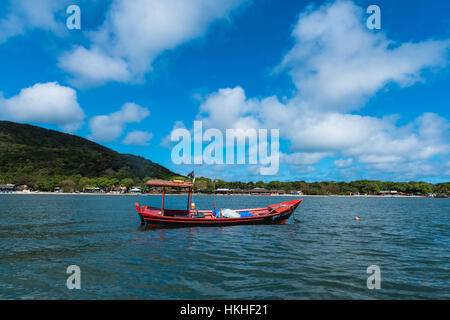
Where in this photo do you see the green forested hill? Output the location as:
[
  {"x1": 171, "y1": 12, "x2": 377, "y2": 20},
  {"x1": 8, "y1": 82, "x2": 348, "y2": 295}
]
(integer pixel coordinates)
[{"x1": 0, "y1": 121, "x2": 178, "y2": 190}]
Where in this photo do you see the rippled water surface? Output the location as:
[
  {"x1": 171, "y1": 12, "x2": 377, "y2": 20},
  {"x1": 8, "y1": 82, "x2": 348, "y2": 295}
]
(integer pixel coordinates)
[{"x1": 0, "y1": 194, "x2": 448, "y2": 299}]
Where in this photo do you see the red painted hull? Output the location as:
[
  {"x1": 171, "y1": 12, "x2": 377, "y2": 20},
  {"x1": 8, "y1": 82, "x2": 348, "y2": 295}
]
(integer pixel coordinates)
[{"x1": 135, "y1": 199, "x2": 302, "y2": 228}]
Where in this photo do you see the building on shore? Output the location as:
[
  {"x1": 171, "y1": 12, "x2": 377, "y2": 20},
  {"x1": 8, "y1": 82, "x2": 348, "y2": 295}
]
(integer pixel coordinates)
[
  {"x1": 84, "y1": 187, "x2": 102, "y2": 193},
  {"x1": 130, "y1": 186, "x2": 142, "y2": 194},
  {"x1": 379, "y1": 190, "x2": 398, "y2": 196},
  {"x1": 215, "y1": 188, "x2": 232, "y2": 195},
  {"x1": 112, "y1": 186, "x2": 127, "y2": 194},
  {"x1": 250, "y1": 188, "x2": 272, "y2": 195},
  {"x1": 0, "y1": 184, "x2": 15, "y2": 193}
]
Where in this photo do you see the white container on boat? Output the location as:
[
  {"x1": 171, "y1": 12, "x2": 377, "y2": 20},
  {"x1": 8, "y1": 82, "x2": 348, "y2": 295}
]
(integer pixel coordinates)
[{"x1": 221, "y1": 209, "x2": 240, "y2": 218}]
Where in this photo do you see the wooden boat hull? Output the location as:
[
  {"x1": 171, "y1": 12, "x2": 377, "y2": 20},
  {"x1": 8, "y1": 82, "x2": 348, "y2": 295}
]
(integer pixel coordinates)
[{"x1": 135, "y1": 199, "x2": 302, "y2": 228}]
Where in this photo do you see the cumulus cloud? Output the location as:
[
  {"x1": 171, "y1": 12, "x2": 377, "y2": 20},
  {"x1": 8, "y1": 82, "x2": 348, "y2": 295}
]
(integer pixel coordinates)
[
  {"x1": 278, "y1": 0, "x2": 450, "y2": 112},
  {"x1": 198, "y1": 86, "x2": 261, "y2": 131},
  {"x1": 0, "y1": 0, "x2": 68, "y2": 43},
  {"x1": 197, "y1": 86, "x2": 449, "y2": 179},
  {"x1": 350, "y1": 113, "x2": 449, "y2": 163},
  {"x1": 282, "y1": 152, "x2": 331, "y2": 165},
  {"x1": 334, "y1": 158, "x2": 353, "y2": 168},
  {"x1": 0, "y1": 82, "x2": 85, "y2": 132},
  {"x1": 193, "y1": 0, "x2": 450, "y2": 180},
  {"x1": 59, "y1": 47, "x2": 131, "y2": 85},
  {"x1": 59, "y1": 0, "x2": 244, "y2": 86},
  {"x1": 122, "y1": 130, "x2": 153, "y2": 146},
  {"x1": 88, "y1": 103, "x2": 150, "y2": 142}
]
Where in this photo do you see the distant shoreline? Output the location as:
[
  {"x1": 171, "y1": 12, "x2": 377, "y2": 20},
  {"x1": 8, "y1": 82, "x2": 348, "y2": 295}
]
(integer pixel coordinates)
[{"x1": 0, "y1": 191, "x2": 433, "y2": 198}]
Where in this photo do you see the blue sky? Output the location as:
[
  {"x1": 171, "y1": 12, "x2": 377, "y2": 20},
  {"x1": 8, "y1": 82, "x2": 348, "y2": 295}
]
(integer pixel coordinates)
[{"x1": 0, "y1": 0, "x2": 449, "y2": 182}]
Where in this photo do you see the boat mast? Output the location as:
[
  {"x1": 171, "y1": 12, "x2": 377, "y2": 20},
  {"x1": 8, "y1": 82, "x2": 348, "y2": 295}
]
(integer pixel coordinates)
[
  {"x1": 213, "y1": 179, "x2": 216, "y2": 211},
  {"x1": 187, "y1": 171, "x2": 195, "y2": 215},
  {"x1": 161, "y1": 187, "x2": 165, "y2": 215},
  {"x1": 186, "y1": 187, "x2": 190, "y2": 214}
]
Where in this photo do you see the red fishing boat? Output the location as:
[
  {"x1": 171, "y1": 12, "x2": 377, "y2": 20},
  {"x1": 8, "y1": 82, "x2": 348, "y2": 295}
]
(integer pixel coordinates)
[{"x1": 135, "y1": 180, "x2": 302, "y2": 227}]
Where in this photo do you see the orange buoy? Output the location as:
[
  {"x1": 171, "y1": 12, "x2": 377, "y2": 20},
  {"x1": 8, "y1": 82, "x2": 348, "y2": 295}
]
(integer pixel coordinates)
[{"x1": 354, "y1": 217, "x2": 360, "y2": 221}]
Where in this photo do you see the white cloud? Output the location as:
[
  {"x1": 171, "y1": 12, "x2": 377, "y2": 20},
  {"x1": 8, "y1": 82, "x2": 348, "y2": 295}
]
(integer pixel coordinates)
[
  {"x1": 282, "y1": 152, "x2": 331, "y2": 165},
  {"x1": 88, "y1": 102, "x2": 150, "y2": 142},
  {"x1": 0, "y1": 82, "x2": 85, "y2": 132},
  {"x1": 59, "y1": 47, "x2": 131, "y2": 86},
  {"x1": 188, "y1": 87, "x2": 449, "y2": 179},
  {"x1": 278, "y1": 0, "x2": 450, "y2": 112},
  {"x1": 350, "y1": 113, "x2": 449, "y2": 162},
  {"x1": 0, "y1": 0, "x2": 68, "y2": 43},
  {"x1": 196, "y1": 85, "x2": 449, "y2": 178},
  {"x1": 198, "y1": 87, "x2": 260, "y2": 130},
  {"x1": 59, "y1": 0, "x2": 245, "y2": 86},
  {"x1": 334, "y1": 158, "x2": 353, "y2": 168},
  {"x1": 364, "y1": 160, "x2": 441, "y2": 181},
  {"x1": 123, "y1": 130, "x2": 153, "y2": 146},
  {"x1": 193, "y1": 0, "x2": 450, "y2": 180},
  {"x1": 286, "y1": 113, "x2": 387, "y2": 152}
]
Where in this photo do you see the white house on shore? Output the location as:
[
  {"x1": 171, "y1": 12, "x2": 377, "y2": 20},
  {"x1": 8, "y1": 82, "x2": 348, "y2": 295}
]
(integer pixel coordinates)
[
  {"x1": 379, "y1": 190, "x2": 398, "y2": 195},
  {"x1": 130, "y1": 186, "x2": 142, "y2": 194}
]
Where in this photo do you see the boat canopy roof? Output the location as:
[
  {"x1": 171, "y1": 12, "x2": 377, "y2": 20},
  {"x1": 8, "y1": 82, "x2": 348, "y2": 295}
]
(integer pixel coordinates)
[{"x1": 146, "y1": 180, "x2": 193, "y2": 188}]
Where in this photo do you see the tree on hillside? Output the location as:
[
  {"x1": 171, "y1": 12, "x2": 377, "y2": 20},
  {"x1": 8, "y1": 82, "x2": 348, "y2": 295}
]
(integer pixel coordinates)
[
  {"x1": 120, "y1": 178, "x2": 134, "y2": 189},
  {"x1": 60, "y1": 179, "x2": 76, "y2": 193}
]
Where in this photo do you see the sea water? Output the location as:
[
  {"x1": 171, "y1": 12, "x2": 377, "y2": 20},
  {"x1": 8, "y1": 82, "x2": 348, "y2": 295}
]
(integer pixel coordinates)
[{"x1": 0, "y1": 194, "x2": 448, "y2": 299}]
